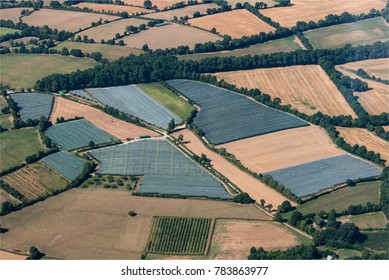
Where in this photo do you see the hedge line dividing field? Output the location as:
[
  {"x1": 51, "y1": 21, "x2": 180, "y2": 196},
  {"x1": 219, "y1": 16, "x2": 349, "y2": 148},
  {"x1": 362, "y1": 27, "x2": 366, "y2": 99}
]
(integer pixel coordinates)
[
  {"x1": 41, "y1": 151, "x2": 84, "y2": 181},
  {"x1": 11, "y1": 92, "x2": 53, "y2": 121},
  {"x1": 146, "y1": 217, "x2": 212, "y2": 254}
]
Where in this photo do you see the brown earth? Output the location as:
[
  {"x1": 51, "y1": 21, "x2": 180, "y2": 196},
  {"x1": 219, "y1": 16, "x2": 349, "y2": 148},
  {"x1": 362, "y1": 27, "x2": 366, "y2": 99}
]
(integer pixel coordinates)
[
  {"x1": 383, "y1": 126, "x2": 389, "y2": 132},
  {"x1": 0, "y1": 8, "x2": 30, "y2": 22},
  {"x1": 148, "y1": 3, "x2": 219, "y2": 20},
  {"x1": 50, "y1": 97, "x2": 158, "y2": 140},
  {"x1": 0, "y1": 250, "x2": 27, "y2": 260},
  {"x1": 338, "y1": 58, "x2": 389, "y2": 80},
  {"x1": 74, "y1": 2, "x2": 149, "y2": 15}
]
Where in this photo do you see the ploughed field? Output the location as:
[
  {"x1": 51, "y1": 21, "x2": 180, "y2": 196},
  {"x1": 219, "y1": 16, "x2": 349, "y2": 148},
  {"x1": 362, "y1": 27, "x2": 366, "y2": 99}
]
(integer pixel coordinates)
[
  {"x1": 10, "y1": 92, "x2": 53, "y2": 121},
  {"x1": 41, "y1": 151, "x2": 84, "y2": 181}
]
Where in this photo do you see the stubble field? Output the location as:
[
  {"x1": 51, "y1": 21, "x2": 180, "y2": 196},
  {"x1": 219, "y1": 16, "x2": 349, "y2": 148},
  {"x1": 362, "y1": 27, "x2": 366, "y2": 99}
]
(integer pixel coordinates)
[
  {"x1": 148, "y1": 3, "x2": 219, "y2": 20},
  {"x1": 74, "y1": 2, "x2": 149, "y2": 15},
  {"x1": 338, "y1": 58, "x2": 389, "y2": 80},
  {"x1": 0, "y1": 8, "x2": 30, "y2": 22}
]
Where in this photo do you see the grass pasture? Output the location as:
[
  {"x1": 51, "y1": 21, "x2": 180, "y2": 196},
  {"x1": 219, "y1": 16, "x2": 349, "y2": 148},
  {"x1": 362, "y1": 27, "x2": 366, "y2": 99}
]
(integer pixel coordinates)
[
  {"x1": 361, "y1": 231, "x2": 389, "y2": 252},
  {"x1": 0, "y1": 96, "x2": 12, "y2": 129},
  {"x1": 0, "y1": 54, "x2": 98, "y2": 90},
  {"x1": 349, "y1": 212, "x2": 388, "y2": 229},
  {"x1": 0, "y1": 27, "x2": 20, "y2": 36},
  {"x1": 303, "y1": 17, "x2": 389, "y2": 49}
]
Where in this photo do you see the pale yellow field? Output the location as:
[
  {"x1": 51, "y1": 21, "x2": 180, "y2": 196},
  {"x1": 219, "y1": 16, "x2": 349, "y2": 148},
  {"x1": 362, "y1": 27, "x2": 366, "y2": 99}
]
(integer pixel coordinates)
[
  {"x1": 74, "y1": 2, "x2": 149, "y2": 15},
  {"x1": 336, "y1": 127, "x2": 389, "y2": 164},
  {"x1": 0, "y1": 8, "x2": 30, "y2": 22},
  {"x1": 213, "y1": 65, "x2": 357, "y2": 117},
  {"x1": 383, "y1": 126, "x2": 389, "y2": 132},
  {"x1": 0, "y1": 250, "x2": 27, "y2": 260},
  {"x1": 148, "y1": 3, "x2": 218, "y2": 20},
  {"x1": 188, "y1": 9, "x2": 275, "y2": 38},
  {"x1": 339, "y1": 58, "x2": 389, "y2": 81},
  {"x1": 122, "y1": 0, "x2": 184, "y2": 9},
  {"x1": 218, "y1": 126, "x2": 346, "y2": 173},
  {"x1": 261, "y1": 0, "x2": 387, "y2": 27}
]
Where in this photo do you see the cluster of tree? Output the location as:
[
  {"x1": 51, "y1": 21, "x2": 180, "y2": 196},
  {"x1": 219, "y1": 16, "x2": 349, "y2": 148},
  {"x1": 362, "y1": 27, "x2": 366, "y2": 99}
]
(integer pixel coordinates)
[
  {"x1": 26, "y1": 246, "x2": 45, "y2": 260},
  {"x1": 295, "y1": 32, "x2": 313, "y2": 50},
  {"x1": 243, "y1": 3, "x2": 280, "y2": 29},
  {"x1": 381, "y1": 167, "x2": 389, "y2": 219},
  {"x1": 233, "y1": 192, "x2": 254, "y2": 204},
  {"x1": 274, "y1": 0, "x2": 291, "y2": 7},
  {"x1": 260, "y1": 174, "x2": 301, "y2": 203},
  {"x1": 248, "y1": 245, "x2": 330, "y2": 260},
  {"x1": 0, "y1": 0, "x2": 42, "y2": 10},
  {"x1": 356, "y1": 68, "x2": 389, "y2": 85},
  {"x1": 0, "y1": 180, "x2": 27, "y2": 205},
  {"x1": 383, "y1": 1, "x2": 389, "y2": 23},
  {"x1": 340, "y1": 75, "x2": 369, "y2": 92},
  {"x1": 313, "y1": 222, "x2": 364, "y2": 248},
  {"x1": 94, "y1": 104, "x2": 146, "y2": 128},
  {"x1": 370, "y1": 125, "x2": 389, "y2": 141},
  {"x1": 25, "y1": 149, "x2": 58, "y2": 164}
]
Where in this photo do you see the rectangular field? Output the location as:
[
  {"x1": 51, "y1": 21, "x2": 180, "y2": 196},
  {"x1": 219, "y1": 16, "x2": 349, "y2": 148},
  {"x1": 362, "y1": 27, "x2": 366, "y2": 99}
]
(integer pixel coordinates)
[
  {"x1": 260, "y1": 0, "x2": 387, "y2": 28},
  {"x1": 41, "y1": 151, "x2": 84, "y2": 181},
  {"x1": 213, "y1": 65, "x2": 357, "y2": 117},
  {"x1": 146, "y1": 217, "x2": 212, "y2": 254},
  {"x1": 338, "y1": 58, "x2": 389, "y2": 80},
  {"x1": 218, "y1": 126, "x2": 346, "y2": 173},
  {"x1": 85, "y1": 85, "x2": 181, "y2": 129},
  {"x1": 267, "y1": 155, "x2": 382, "y2": 197},
  {"x1": 303, "y1": 17, "x2": 389, "y2": 49},
  {"x1": 349, "y1": 212, "x2": 388, "y2": 229},
  {"x1": 188, "y1": 9, "x2": 275, "y2": 39},
  {"x1": 74, "y1": 2, "x2": 149, "y2": 15},
  {"x1": 11, "y1": 92, "x2": 53, "y2": 121},
  {"x1": 149, "y1": 3, "x2": 219, "y2": 20},
  {"x1": 362, "y1": 231, "x2": 389, "y2": 251},
  {"x1": 167, "y1": 79, "x2": 308, "y2": 145}
]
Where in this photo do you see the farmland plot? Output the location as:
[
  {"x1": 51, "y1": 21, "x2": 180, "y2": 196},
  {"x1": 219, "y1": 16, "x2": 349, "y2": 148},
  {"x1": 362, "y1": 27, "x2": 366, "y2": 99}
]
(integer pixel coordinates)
[
  {"x1": 0, "y1": 8, "x2": 30, "y2": 22},
  {"x1": 70, "y1": 90, "x2": 94, "y2": 101},
  {"x1": 0, "y1": 27, "x2": 20, "y2": 36},
  {"x1": 148, "y1": 4, "x2": 219, "y2": 21},
  {"x1": 166, "y1": 79, "x2": 307, "y2": 145},
  {"x1": 85, "y1": 85, "x2": 181, "y2": 128},
  {"x1": 122, "y1": 0, "x2": 187, "y2": 9},
  {"x1": 266, "y1": 155, "x2": 382, "y2": 197},
  {"x1": 73, "y1": 2, "x2": 149, "y2": 15},
  {"x1": 11, "y1": 92, "x2": 53, "y2": 121},
  {"x1": 41, "y1": 151, "x2": 84, "y2": 181},
  {"x1": 338, "y1": 58, "x2": 389, "y2": 81},
  {"x1": 90, "y1": 139, "x2": 230, "y2": 199},
  {"x1": 46, "y1": 118, "x2": 118, "y2": 151}
]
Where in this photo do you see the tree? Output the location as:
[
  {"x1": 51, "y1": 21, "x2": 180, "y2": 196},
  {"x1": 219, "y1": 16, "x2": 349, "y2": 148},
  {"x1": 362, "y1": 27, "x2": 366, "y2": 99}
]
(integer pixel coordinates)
[
  {"x1": 61, "y1": 47, "x2": 69, "y2": 56},
  {"x1": 233, "y1": 192, "x2": 254, "y2": 204},
  {"x1": 167, "y1": 118, "x2": 175, "y2": 133},
  {"x1": 128, "y1": 210, "x2": 137, "y2": 217},
  {"x1": 289, "y1": 211, "x2": 303, "y2": 227},
  {"x1": 177, "y1": 134, "x2": 184, "y2": 143},
  {"x1": 278, "y1": 200, "x2": 292, "y2": 212},
  {"x1": 266, "y1": 204, "x2": 273, "y2": 212},
  {"x1": 89, "y1": 140, "x2": 95, "y2": 148},
  {"x1": 142, "y1": 44, "x2": 149, "y2": 52},
  {"x1": 50, "y1": 1, "x2": 61, "y2": 9},
  {"x1": 144, "y1": 0, "x2": 152, "y2": 9},
  {"x1": 260, "y1": 199, "x2": 266, "y2": 207},
  {"x1": 273, "y1": 212, "x2": 283, "y2": 222},
  {"x1": 346, "y1": 179, "x2": 356, "y2": 186},
  {"x1": 27, "y1": 246, "x2": 44, "y2": 260},
  {"x1": 193, "y1": 11, "x2": 201, "y2": 18},
  {"x1": 118, "y1": 40, "x2": 124, "y2": 46},
  {"x1": 210, "y1": 27, "x2": 217, "y2": 34}
]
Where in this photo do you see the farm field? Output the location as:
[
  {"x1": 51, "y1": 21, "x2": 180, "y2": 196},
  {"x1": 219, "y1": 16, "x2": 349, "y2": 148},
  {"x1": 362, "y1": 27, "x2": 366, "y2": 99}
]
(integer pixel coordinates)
[
  {"x1": 218, "y1": 126, "x2": 346, "y2": 173},
  {"x1": 118, "y1": 23, "x2": 221, "y2": 50},
  {"x1": 0, "y1": 8, "x2": 29, "y2": 22},
  {"x1": 73, "y1": 2, "x2": 149, "y2": 15},
  {"x1": 148, "y1": 3, "x2": 219, "y2": 20},
  {"x1": 122, "y1": 0, "x2": 185, "y2": 9},
  {"x1": 53, "y1": 41, "x2": 143, "y2": 61},
  {"x1": 361, "y1": 231, "x2": 389, "y2": 252},
  {"x1": 303, "y1": 17, "x2": 389, "y2": 49},
  {"x1": 0, "y1": 54, "x2": 98, "y2": 90},
  {"x1": 348, "y1": 212, "x2": 388, "y2": 229},
  {"x1": 70, "y1": 90, "x2": 94, "y2": 101},
  {"x1": 188, "y1": 9, "x2": 275, "y2": 38},
  {"x1": 0, "y1": 250, "x2": 27, "y2": 260},
  {"x1": 178, "y1": 36, "x2": 302, "y2": 61},
  {"x1": 0, "y1": 128, "x2": 48, "y2": 172},
  {"x1": 146, "y1": 217, "x2": 212, "y2": 254},
  {"x1": 0, "y1": 27, "x2": 19, "y2": 36},
  {"x1": 11, "y1": 92, "x2": 53, "y2": 121},
  {"x1": 90, "y1": 139, "x2": 230, "y2": 199},
  {"x1": 50, "y1": 97, "x2": 158, "y2": 140},
  {"x1": 41, "y1": 151, "x2": 84, "y2": 181},
  {"x1": 338, "y1": 58, "x2": 389, "y2": 80},
  {"x1": 225, "y1": 0, "x2": 276, "y2": 6},
  {"x1": 78, "y1": 18, "x2": 149, "y2": 42},
  {"x1": 260, "y1": 0, "x2": 387, "y2": 28},
  {"x1": 85, "y1": 85, "x2": 181, "y2": 128},
  {"x1": 0, "y1": 96, "x2": 12, "y2": 129},
  {"x1": 21, "y1": 8, "x2": 120, "y2": 32},
  {"x1": 172, "y1": 129, "x2": 292, "y2": 208},
  {"x1": 213, "y1": 65, "x2": 357, "y2": 117},
  {"x1": 137, "y1": 82, "x2": 194, "y2": 120},
  {"x1": 336, "y1": 127, "x2": 389, "y2": 164},
  {"x1": 167, "y1": 79, "x2": 308, "y2": 145},
  {"x1": 46, "y1": 118, "x2": 118, "y2": 150},
  {"x1": 0, "y1": 188, "x2": 267, "y2": 259}
]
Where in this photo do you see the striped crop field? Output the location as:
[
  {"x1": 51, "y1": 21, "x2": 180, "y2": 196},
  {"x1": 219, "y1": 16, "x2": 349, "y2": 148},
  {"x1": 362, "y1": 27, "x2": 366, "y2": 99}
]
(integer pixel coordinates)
[
  {"x1": 266, "y1": 155, "x2": 382, "y2": 197},
  {"x1": 11, "y1": 92, "x2": 53, "y2": 121},
  {"x1": 89, "y1": 139, "x2": 230, "y2": 199},
  {"x1": 70, "y1": 90, "x2": 94, "y2": 101},
  {"x1": 46, "y1": 119, "x2": 118, "y2": 150},
  {"x1": 85, "y1": 85, "x2": 181, "y2": 128},
  {"x1": 146, "y1": 217, "x2": 212, "y2": 254},
  {"x1": 41, "y1": 151, "x2": 84, "y2": 181},
  {"x1": 166, "y1": 79, "x2": 307, "y2": 145}
]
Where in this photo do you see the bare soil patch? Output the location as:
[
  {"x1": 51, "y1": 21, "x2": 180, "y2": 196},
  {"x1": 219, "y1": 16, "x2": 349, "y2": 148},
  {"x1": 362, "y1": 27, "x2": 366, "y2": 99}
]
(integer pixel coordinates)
[
  {"x1": 339, "y1": 58, "x2": 389, "y2": 80},
  {"x1": 149, "y1": 3, "x2": 219, "y2": 20},
  {"x1": 74, "y1": 2, "x2": 149, "y2": 15},
  {"x1": 0, "y1": 250, "x2": 27, "y2": 260}
]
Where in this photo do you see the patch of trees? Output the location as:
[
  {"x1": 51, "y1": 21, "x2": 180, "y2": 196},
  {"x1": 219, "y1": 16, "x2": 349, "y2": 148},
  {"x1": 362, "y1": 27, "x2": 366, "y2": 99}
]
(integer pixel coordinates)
[
  {"x1": 313, "y1": 222, "x2": 364, "y2": 248},
  {"x1": 25, "y1": 149, "x2": 58, "y2": 164},
  {"x1": 0, "y1": 0, "x2": 42, "y2": 10},
  {"x1": 248, "y1": 245, "x2": 330, "y2": 260},
  {"x1": 94, "y1": 104, "x2": 147, "y2": 128},
  {"x1": 0, "y1": 180, "x2": 27, "y2": 204},
  {"x1": 355, "y1": 68, "x2": 389, "y2": 85},
  {"x1": 26, "y1": 246, "x2": 45, "y2": 260},
  {"x1": 243, "y1": 3, "x2": 280, "y2": 29},
  {"x1": 383, "y1": 1, "x2": 389, "y2": 23},
  {"x1": 380, "y1": 167, "x2": 389, "y2": 219},
  {"x1": 233, "y1": 192, "x2": 254, "y2": 204},
  {"x1": 295, "y1": 32, "x2": 312, "y2": 50}
]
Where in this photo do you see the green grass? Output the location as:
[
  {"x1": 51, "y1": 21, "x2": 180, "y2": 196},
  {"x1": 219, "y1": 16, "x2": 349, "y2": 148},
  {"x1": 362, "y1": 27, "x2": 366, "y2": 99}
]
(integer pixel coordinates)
[
  {"x1": 0, "y1": 96, "x2": 12, "y2": 129},
  {"x1": 350, "y1": 212, "x2": 388, "y2": 229},
  {"x1": 0, "y1": 128, "x2": 48, "y2": 172},
  {"x1": 361, "y1": 231, "x2": 389, "y2": 251},
  {"x1": 304, "y1": 17, "x2": 389, "y2": 49},
  {"x1": 137, "y1": 82, "x2": 194, "y2": 120},
  {"x1": 336, "y1": 249, "x2": 362, "y2": 259},
  {"x1": 0, "y1": 27, "x2": 20, "y2": 36},
  {"x1": 52, "y1": 41, "x2": 143, "y2": 61},
  {"x1": 178, "y1": 36, "x2": 302, "y2": 61},
  {"x1": 0, "y1": 53, "x2": 98, "y2": 90}
]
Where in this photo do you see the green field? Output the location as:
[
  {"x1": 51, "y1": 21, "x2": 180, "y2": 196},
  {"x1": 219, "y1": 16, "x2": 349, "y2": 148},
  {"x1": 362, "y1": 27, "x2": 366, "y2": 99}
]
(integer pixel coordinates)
[
  {"x1": 146, "y1": 217, "x2": 212, "y2": 254},
  {"x1": 0, "y1": 96, "x2": 12, "y2": 129},
  {"x1": 361, "y1": 231, "x2": 389, "y2": 252},
  {"x1": 304, "y1": 17, "x2": 389, "y2": 49},
  {"x1": 52, "y1": 41, "x2": 143, "y2": 61},
  {"x1": 336, "y1": 249, "x2": 362, "y2": 259},
  {"x1": 0, "y1": 53, "x2": 98, "y2": 90},
  {"x1": 350, "y1": 212, "x2": 388, "y2": 229},
  {"x1": 178, "y1": 36, "x2": 302, "y2": 61},
  {"x1": 0, "y1": 128, "x2": 48, "y2": 172},
  {"x1": 137, "y1": 83, "x2": 194, "y2": 120},
  {"x1": 0, "y1": 27, "x2": 20, "y2": 36}
]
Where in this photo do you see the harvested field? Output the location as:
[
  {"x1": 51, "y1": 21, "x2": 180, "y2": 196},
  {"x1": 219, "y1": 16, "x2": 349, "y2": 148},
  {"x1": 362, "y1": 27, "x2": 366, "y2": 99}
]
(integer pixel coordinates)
[
  {"x1": 178, "y1": 36, "x2": 302, "y2": 61},
  {"x1": 0, "y1": 8, "x2": 29, "y2": 22},
  {"x1": 226, "y1": 0, "x2": 276, "y2": 6},
  {"x1": 188, "y1": 9, "x2": 275, "y2": 38},
  {"x1": 78, "y1": 18, "x2": 149, "y2": 42},
  {"x1": 50, "y1": 97, "x2": 157, "y2": 140},
  {"x1": 348, "y1": 212, "x2": 388, "y2": 229},
  {"x1": 336, "y1": 127, "x2": 389, "y2": 164},
  {"x1": 384, "y1": 126, "x2": 389, "y2": 132},
  {"x1": 149, "y1": 3, "x2": 219, "y2": 20},
  {"x1": 209, "y1": 219, "x2": 303, "y2": 260},
  {"x1": 260, "y1": 0, "x2": 387, "y2": 28},
  {"x1": 0, "y1": 188, "x2": 268, "y2": 259},
  {"x1": 172, "y1": 129, "x2": 293, "y2": 208},
  {"x1": 303, "y1": 17, "x2": 389, "y2": 49},
  {"x1": 0, "y1": 250, "x2": 27, "y2": 260},
  {"x1": 74, "y1": 2, "x2": 149, "y2": 15},
  {"x1": 213, "y1": 65, "x2": 357, "y2": 117},
  {"x1": 118, "y1": 23, "x2": 221, "y2": 50},
  {"x1": 22, "y1": 8, "x2": 120, "y2": 32},
  {"x1": 219, "y1": 126, "x2": 346, "y2": 173},
  {"x1": 338, "y1": 58, "x2": 389, "y2": 80},
  {"x1": 122, "y1": 0, "x2": 184, "y2": 9}
]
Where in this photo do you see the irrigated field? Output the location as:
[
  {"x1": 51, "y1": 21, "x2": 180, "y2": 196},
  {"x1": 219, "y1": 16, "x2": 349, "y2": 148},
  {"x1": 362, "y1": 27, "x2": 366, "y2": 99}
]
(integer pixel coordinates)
[
  {"x1": 74, "y1": 2, "x2": 149, "y2": 15},
  {"x1": 50, "y1": 97, "x2": 158, "y2": 140},
  {"x1": 41, "y1": 151, "x2": 84, "y2": 181},
  {"x1": 11, "y1": 92, "x2": 53, "y2": 121},
  {"x1": 260, "y1": 0, "x2": 387, "y2": 28},
  {"x1": 188, "y1": 9, "x2": 275, "y2": 38},
  {"x1": 0, "y1": 188, "x2": 267, "y2": 259},
  {"x1": 348, "y1": 212, "x2": 388, "y2": 229},
  {"x1": 118, "y1": 23, "x2": 221, "y2": 50},
  {"x1": 178, "y1": 36, "x2": 302, "y2": 61},
  {"x1": 0, "y1": 8, "x2": 30, "y2": 22},
  {"x1": 78, "y1": 18, "x2": 149, "y2": 42},
  {"x1": 213, "y1": 65, "x2": 357, "y2": 117},
  {"x1": 149, "y1": 3, "x2": 219, "y2": 20},
  {"x1": 338, "y1": 58, "x2": 389, "y2": 80},
  {"x1": 303, "y1": 17, "x2": 389, "y2": 49},
  {"x1": 21, "y1": 8, "x2": 120, "y2": 32},
  {"x1": 219, "y1": 126, "x2": 346, "y2": 173},
  {"x1": 0, "y1": 54, "x2": 98, "y2": 90},
  {"x1": 336, "y1": 127, "x2": 388, "y2": 164}
]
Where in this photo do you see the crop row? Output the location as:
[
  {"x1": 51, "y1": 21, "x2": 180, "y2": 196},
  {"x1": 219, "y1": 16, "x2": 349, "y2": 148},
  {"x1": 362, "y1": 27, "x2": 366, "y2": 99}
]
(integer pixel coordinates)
[
  {"x1": 41, "y1": 151, "x2": 84, "y2": 181},
  {"x1": 11, "y1": 92, "x2": 53, "y2": 121},
  {"x1": 71, "y1": 89, "x2": 94, "y2": 100}
]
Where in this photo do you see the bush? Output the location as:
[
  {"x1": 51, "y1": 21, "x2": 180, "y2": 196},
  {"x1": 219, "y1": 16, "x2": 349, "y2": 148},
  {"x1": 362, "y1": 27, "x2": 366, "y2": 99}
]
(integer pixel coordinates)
[
  {"x1": 233, "y1": 192, "x2": 254, "y2": 204},
  {"x1": 128, "y1": 210, "x2": 137, "y2": 217}
]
